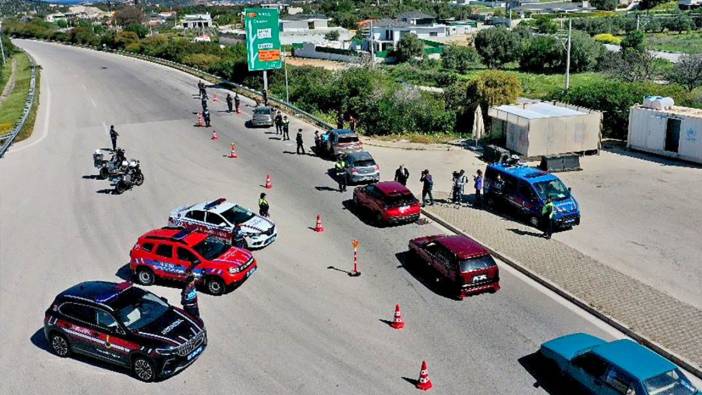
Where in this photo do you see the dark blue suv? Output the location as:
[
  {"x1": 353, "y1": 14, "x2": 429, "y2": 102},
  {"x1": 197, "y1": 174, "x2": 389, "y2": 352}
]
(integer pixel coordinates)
[{"x1": 484, "y1": 164, "x2": 580, "y2": 229}]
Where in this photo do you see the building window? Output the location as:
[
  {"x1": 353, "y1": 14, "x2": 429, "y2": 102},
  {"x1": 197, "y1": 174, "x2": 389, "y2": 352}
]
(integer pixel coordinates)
[
  {"x1": 430, "y1": 31, "x2": 438, "y2": 36},
  {"x1": 308, "y1": 21, "x2": 315, "y2": 30}
]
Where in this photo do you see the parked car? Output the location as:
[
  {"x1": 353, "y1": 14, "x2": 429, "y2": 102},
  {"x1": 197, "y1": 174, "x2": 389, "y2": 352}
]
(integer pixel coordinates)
[
  {"x1": 408, "y1": 234, "x2": 500, "y2": 299},
  {"x1": 321, "y1": 129, "x2": 363, "y2": 158},
  {"x1": 249, "y1": 106, "x2": 274, "y2": 127},
  {"x1": 342, "y1": 151, "x2": 380, "y2": 184},
  {"x1": 129, "y1": 227, "x2": 257, "y2": 295},
  {"x1": 43, "y1": 281, "x2": 207, "y2": 382},
  {"x1": 540, "y1": 333, "x2": 701, "y2": 395},
  {"x1": 483, "y1": 163, "x2": 580, "y2": 229},
  {"x1": 353, "y1": 181, "x2": 420, "y2": 225},
  {"x1": 168, "y1": 198, "x2": 277, "y2": 249}
]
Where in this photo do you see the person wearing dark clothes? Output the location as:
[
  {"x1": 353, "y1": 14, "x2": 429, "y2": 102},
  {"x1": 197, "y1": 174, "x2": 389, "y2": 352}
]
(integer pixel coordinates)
[
  {"x1": 336, "y1": 114, "x2": 344, "y2": 129},
  {"x1": 234, "y1": 93, "x2": 241, "y2": 113},
  {"x1": 335, "y1": 157, "x2": 347, "y2": 192},
  {"x1": 109, "y1": 125, "x2": 119, "y2": 151},
  {"x1": 262, "y1": 89, "x2": 268, "y2": 106},
  {"x1": 282, "y1": 116, "x2": 290, "y2": 141},
  {"x1": 258, "y1": 193, "x2": 270, "y2": 217},
  {"x1": 542, "y1": 198, "x2": 556, "y2": 239},
  {"x1": 314, "y1": 131, "x2": 321, "y2": 153},
  {"x1": 201, "y1": 97, "x2": 208, "y2": 113},
  {"x1": 296, "y1": 129, "x2": 305, "y2": 155},
  {"x1": 226, "y1": 93, "x2": 233, "y2": 112},
  {"x1": 420, "y1": 169, "x2": 434, "y2": 206},
  {"x1": 473, "y1": 169, "x2": 483, "y2": 209},
  {"x1": 197, "y1": 81, "x2": 205, "y2": 98},
  {"x1": 275, "y1": 111, "x2": 283, "y2": 135},
  {"x1": 394, "y1": 165, "x2": 409, "y2": 186},
  {"x1": 451, "y1": 171, "x2": 461, "y2": 204},
  {"x1": 231, "y1": 224, "x2": 246, "y2": 249},
  {"x1": 349, "y1": 115, "x2": 357, "y2": 132},
  {"x1": 181, "y1": 272, "x2": 199, "y2": 318},
  {"x1": 203, "y1": 110, "x2": 211, "y2": 127}
]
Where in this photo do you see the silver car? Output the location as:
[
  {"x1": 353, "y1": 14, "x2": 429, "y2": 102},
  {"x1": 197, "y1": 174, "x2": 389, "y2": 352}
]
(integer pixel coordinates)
[
  {"x1": 250, "y1": 106, "x2": 274, "y2": 127},
  {"x1": 343, "y1": 151, "x2": 380, "y2": 184}
]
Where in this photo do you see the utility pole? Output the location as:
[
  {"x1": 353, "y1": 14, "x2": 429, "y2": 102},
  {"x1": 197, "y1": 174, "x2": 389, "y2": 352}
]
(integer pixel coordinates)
[
  {"x1": 284, "y1": 56, "x2": 289, "y2": 103},
  {"x1": 263, "y1": 70, "x2": 268, "y2": 93},
  {"x1": 369, "y1": 19, "x2": 374, "y2": 67},
  {"x1": 0, "y1": 22, "x2": 6, "y2": 65},
  {"x1": 636, "y1": 14, "x2": 640, "y2": 31},
  {"x1": 565, "y1": 19, "x2": 571, "y2": 91}
]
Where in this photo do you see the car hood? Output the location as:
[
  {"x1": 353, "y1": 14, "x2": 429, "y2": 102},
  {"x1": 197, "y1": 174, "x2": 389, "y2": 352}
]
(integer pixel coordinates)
[
  {"x1": 213, "y1": 247, "x2": 253, "y2": 267},
  {"x1": 554, "y1": 197, "x2": 578, "y2": 214},
  {"x1": 540, "y1": 333, "x2": 605, "y2": 362},
  {"x1": 136, "y1": 307, "x2": 204, "y2": 347},
  {"x1": 240, "y1": 215, "x2": 274, "y2": 234}
]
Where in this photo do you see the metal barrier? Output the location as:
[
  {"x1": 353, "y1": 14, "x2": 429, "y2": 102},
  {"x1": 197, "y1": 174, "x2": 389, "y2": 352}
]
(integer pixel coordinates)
[{"x1": 0, "y1": 53, "x2": 37, "y2": 158}]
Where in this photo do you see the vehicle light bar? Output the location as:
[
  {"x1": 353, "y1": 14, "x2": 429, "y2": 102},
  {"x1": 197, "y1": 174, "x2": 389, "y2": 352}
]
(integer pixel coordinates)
[
  {"x1": 173, "y1": 228, "x2": 194, "y2": 241},
  {"x1": 203, "y1": 197, "x2": 227, "y2": 210}
]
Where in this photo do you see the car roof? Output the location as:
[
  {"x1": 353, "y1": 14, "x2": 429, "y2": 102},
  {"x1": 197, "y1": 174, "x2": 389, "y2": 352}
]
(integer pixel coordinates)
[
  {"x1": 330, "y1": 128, "x2": 355, "y2": 136},
  {"x1": 374, "y1": 181, "x2": 411, "y2": 196},
  {"x1": 189, "y1": 198, "x2": 237, "y2": 215},
  {"x1": 347, "y1": 151, "x2": 373, "y2": 161},
  {"x1": 591, "y1": 339, "x2": 676, "y2": 380},
  {"x1": 60, "y1": 281, "x2": 134, "y2": 306},
  {"x1": 489, "y1": 164, "x2": 557, "y2": 184},
  {"x1": 541, "y1": 333, "x2": 607, "y2": 361},
  {"x1": 435, "y1": 235, "x2": 489, "y2": 259},
  {"x1": 141, "y1": 227, "x2": 209, "y2": 246}
]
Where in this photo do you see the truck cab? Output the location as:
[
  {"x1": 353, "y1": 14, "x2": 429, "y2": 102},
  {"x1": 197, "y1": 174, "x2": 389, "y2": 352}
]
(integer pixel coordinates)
[{"x1": 484, "y1": 163, "x2": 580, "y2": 229}]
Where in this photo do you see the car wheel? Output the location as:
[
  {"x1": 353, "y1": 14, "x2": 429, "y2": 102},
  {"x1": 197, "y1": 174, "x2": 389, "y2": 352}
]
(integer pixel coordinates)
[
  {"x1": 136, "y1": 268, "x2": 155, "y2": 286},
  {"x1": 529, "y1": 215, "x2": 540, "y2": 229},
  {"x1": 49, "y1": 332, "x2": 71, "y2": 358},
  {"x1": 206, "y1": 277, "x2": 225, "y2": 296},
  {"x1": 132, "y1": 356, "x2": 156, "y2": 382}
]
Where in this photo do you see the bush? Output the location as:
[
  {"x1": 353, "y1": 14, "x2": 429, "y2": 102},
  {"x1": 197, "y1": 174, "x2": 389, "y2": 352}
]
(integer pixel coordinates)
[
  {"x1": 519, "y1": 36, "x2": 563, "y2": 72},
  {"x1": 570, "y1": 31, "x2": 607, "y2": 72},
  {"x1": 395, "y1": 33, "x2": 424, "y2": 63},
  {"x1": 474, "y1": 27, "x2": 522, "y2": 69},
  {"x1": 593, "y1": 33, "x2": 621, "y2": 44},
  {"x1": 441, "y1": 45, "x2": 479, "y2": 73},
  {"x1": 467, "y1": 70, "x2": 522, "y2": 107}
]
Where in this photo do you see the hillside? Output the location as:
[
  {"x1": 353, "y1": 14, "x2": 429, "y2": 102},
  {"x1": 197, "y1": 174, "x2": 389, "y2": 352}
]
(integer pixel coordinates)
[{"x1": 0, "y1": 0, "x2": 52, "y2": 17}]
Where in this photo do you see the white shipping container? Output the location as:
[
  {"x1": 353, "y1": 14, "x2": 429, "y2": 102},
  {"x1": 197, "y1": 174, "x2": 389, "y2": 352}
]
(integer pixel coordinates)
[{"x1": 628, "y1": 105, "x2": 702, "y2": 164}]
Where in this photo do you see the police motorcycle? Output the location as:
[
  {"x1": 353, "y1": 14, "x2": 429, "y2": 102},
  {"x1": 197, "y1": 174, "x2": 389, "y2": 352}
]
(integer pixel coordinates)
[
  {"x1": 112, "y1": 159, "x2": 144, "y2": 194},
  {"x1": 93, "y1": 148, "x2": 129, "y2": 180}
]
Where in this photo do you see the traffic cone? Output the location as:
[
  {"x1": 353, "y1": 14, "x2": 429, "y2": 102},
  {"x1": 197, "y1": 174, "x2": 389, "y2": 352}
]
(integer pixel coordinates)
[
  {"x1": 197, "y1": 113, "x2": 204, "y2": 127},
  {"x1": 264, "y1": 174, "x2": 272, "y2": 189},
  {"x1": 416, "y1": 361, "x2": 433, "y2": 391},
  {"x1": 390, "y1": 304, "x2": 404, "y2": 330},
  {"x1": 227, "y1": 143, "x2": 238, "y2": 158},
  {"x1": 211, "y1": 130, "x2": 219, "y2": 140},
  {"x1": 212, "y1": 94, "x2": 219, "y2": 103},
  {"x1": 314, "y1": 214, "x2": 324, "y2": 232}
]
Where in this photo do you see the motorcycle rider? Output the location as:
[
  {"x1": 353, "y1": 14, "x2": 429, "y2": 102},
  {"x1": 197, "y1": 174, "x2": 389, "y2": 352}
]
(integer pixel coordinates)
[{"x1": 231, "y1": 224, "x2": 246, "y2": 249}]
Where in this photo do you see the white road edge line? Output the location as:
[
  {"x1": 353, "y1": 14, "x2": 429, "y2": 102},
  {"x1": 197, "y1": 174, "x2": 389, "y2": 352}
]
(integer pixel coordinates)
[{"x1": 7, "y1": 78, "x2": 51, "y2": 154}]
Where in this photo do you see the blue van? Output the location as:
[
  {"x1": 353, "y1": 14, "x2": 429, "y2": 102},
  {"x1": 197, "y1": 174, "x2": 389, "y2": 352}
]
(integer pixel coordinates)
[{"x1": 484, "y1": 163, "x2": 580, "y2": 229}]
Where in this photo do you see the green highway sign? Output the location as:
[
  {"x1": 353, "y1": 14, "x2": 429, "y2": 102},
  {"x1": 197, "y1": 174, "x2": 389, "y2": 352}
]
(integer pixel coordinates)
[{"x1": 244, "y1": 8, "x2": 282, "y2": 72}]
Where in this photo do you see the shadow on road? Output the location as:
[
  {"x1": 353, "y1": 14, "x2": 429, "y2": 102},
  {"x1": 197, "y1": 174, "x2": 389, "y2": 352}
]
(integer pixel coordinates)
[
  {"x1": 401, "y1": 376, "x2": 419, "y2": 387},
  {"x1": 96, "y1": 188, "x2": 115, "y2": 195},
  {"x1": 394, "y1": 251, "x2": 457, "y2": 300},
  {"x1": 115, "y1": 264, "x2": 132, "y2": 281},
  {"x1": 518, "y1": 352, "x2": 586, "y2": 395},
  {"x1": 326, "y1": 265, "x2": 353, "y2": 276},
  {"x1": 341, "y1": 199, "x2": 381, "y2": 228},
  {"x1": 314, "y1": 186, "x2": 338, "y2": 192},
  {"x1": 30, "y1": 328, "x2": 50, "y2": 352},
  {"x1": 507, "y1": 228, "x2": 544, "y2": 238},
  {"x1": 82, "y1": 175, "x2": 101, "y2": 180}
]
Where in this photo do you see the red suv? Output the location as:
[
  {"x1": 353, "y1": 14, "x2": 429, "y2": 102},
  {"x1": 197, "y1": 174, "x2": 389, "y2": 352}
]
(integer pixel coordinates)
[
  {"x1": 409, "y1": 235, "x2": 500, "y2": 299},
  {"x1": 129, "y1": 227, "x2": 257, "y2": 295},
  {"x1": 352, "y1": 181, "x2": 421, "y2": 225}
]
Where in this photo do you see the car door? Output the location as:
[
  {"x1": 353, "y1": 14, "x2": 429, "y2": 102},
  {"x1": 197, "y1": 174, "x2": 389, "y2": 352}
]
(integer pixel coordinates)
[
  {"x1": 601, "y1": 366, "x2": 638, "y2": 395},
  {"x1": 184, "y1": 210, "x2": 208, "y2": 233},
  {"x1": 205, "y1": 212, "x2": 230, "y2": 239},
  {"x1": 433, "y1": 245, "x2": 455, "y2": 282},
  {"x1": 154, "y1": 243, "x2": 181, "y2": 280},
  {"x1": 58, "y1": 302, "x2": 99, "y2": 355},
  {"x1": 502, "y1": 175, "x2": 521, "y2": 209},
  {"x1": 94, "y1": 308, "x2": 132, "y2": 367},
  {"x1": 570, "y1": 353, "x2": 612, "y2": 393},
  {"x1": 177, "y1": 247, "x2": 201, "y2": 280},
  {"x1": 516, "y1": 181, "x2": 538, "y2": 215}
]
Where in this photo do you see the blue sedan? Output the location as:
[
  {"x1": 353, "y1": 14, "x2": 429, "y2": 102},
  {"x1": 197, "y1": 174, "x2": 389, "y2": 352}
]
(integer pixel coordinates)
[{"x1": 540, "y1": 333, "x2": 700, "y2": 395}]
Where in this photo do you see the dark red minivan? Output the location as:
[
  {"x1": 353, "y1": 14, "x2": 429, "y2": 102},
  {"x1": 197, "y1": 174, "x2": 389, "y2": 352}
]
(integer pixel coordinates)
[
  {"x1": 352, "y1": 181, "x2": 421, "y2": 225},
  {"x1": 409, "y1": 234, "x2": 500, "y2": 299}
]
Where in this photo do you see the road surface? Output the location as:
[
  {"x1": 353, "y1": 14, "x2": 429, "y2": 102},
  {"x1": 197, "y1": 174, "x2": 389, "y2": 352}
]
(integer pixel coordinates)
[{"x1": 0, "y1": 40, "x2": 651, "y2": 394}]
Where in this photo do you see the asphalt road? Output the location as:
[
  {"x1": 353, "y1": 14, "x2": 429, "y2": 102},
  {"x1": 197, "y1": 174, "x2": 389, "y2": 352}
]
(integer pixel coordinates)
[{"x1": 1, "y1": 40, "x2": 621, "y2": 394}]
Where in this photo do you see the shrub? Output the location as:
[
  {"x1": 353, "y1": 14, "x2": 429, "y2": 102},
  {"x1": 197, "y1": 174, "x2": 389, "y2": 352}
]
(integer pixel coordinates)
[
  {"x1": 519, "y1": 36, "x2": 563, "y2": 72},
  {"x1": 467, "y1": 70, "x2": 522, "y2": 107},
  {"x1": 593, "y1": 33, "x2": 621, "y2": 45},
  {"x1": 474, "y1": 27, "x2": 522, "y2": 69},
  {"x1": 441, "y1": 45, "x2": 479, "y2": 73}
]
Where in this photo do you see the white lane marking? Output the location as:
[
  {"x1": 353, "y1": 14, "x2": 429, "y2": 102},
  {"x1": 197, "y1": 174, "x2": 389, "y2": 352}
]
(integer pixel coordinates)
[
  {"x1": 7, "y1": 80, "x2": 51, "y2": 154},
  {"x1": 89, "y1": 97, "x2": 97, "y2": 108}
]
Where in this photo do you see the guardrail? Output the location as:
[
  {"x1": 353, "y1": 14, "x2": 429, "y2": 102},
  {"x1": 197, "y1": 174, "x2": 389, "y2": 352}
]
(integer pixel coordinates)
[{"x1": 0, "y1": 53, "x2": 37, "y2": 158}]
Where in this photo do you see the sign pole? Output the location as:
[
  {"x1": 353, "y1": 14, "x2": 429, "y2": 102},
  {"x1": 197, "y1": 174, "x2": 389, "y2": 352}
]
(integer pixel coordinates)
[
  {"x1": 350, "y1": 240, "x2": 361, "y2": 277},
  {"x1": 263, "y1": 70, "x2": 268, "y2": 92},
  {"x1": 284, "y1": 57, "x2": 289, "y2": 103}
]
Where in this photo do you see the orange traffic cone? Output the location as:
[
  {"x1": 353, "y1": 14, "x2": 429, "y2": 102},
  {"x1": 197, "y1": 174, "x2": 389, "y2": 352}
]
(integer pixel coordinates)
[
  {"x1": 390, "y1": 304, "x2": 404, "y2": 330},
  {"x1": 416, "y1": 361, "x2": 432, "y2": 391},
  {"x1": 197, "y1": 113, "x2": 205, "y2": 127},
  {"x1": 314, "y1": 214, "x2": 324, "y2": 232},
  {"x1": 228, "y1": 143, "x2": 238, "y2": 158},
  {"x1": 212, "y1": 94, "x2": 219, "y2": 103},
  {"x1": 264, "y1": 174, "x2": 272, "y2": 189},
  {"x1": 211, "y1": 130, "x2": 219, "y2": 140}
]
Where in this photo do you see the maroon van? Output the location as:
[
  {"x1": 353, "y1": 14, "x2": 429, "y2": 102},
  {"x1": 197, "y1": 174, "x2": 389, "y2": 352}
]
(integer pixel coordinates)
[{"x1": 409, "y1": 235, "x2": 500, "y2": 299}]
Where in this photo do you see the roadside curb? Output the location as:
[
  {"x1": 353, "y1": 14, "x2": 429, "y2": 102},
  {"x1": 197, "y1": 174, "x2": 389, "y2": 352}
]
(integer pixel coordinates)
[{"x1": 421, "y1": 208, "x2": 702, "y2": 380}]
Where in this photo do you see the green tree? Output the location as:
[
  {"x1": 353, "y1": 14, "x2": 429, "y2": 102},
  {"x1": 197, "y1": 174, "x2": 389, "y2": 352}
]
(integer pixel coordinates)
[
  {"x1": 639, "y1": 0, "x2": 668, "y2": 9},
  {"x1": 665, "y1": 13, "x2": 694, "y2": 34},
  {"x1": 395, "y1": 33, "x2": 424, "y2": 63},
  {"x1": 474, "y1": 27, "x2": 521, "y2": 68},
  {"x1": 519, "y1": 35, "x2": 562, "y2": 72},
  {"x1": 324, "y1": 30, "x2": 340, "y2": 41},
  {"x1": 441, "y1": 45, "x2": 479, "y2": 73},
  {"x1": 126, "y1": 23, "x2": 149, "y2": 39},
  {"x1": 643, "y1": 18, "x2": 663, "y2": 33},
  {"x1": 534, "y1": 16, "x2": 558, "y2": 34},
  {"x1": 604, "y1": 49, "x2": 656, "y2": 82},
  {"x1": 467, "y1": 70, "x2": 522, "y2": 107},
  {"x1": 668, "y1": 54, "x2": 702, "y2": 91},
  {"x1": 591, "y1": 0, "x2": 618, "y2": 10},
  {"x1": 114, "y1": 31, "x2": 140, "y2": 49},
  {"x1": 114, "y1": 6, "x2": 144, "y2": 27},
  {"x1": 569, "y1": 30, "x2": 607, "y2": 72},
  {"x1": 56, "y1": 19, "x2": 68, "y2": 28},
  {"x1": 620, "y1": 30, "x2": 646, "y2": 52}
]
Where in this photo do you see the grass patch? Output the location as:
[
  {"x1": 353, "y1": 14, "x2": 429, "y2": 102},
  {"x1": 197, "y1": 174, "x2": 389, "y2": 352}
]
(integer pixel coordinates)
[
  {"x1": 649, "y1": 0, "x2": 678, "y2": 11},
  {"x1": 646, "y1": 31, "x2": 702, "y2": 55},
  {"x1": 0, "y1": 52, "x2": 35, "y2": 141},
  {"x1": 371, "y1": 131, "x2": 463, "y2": 144},
  {"x1": 15, "y1": 67, "x2": 39, "y2": 142},
  {"x1": 458, "y1": 69, "x2": 608, "y2": 99},
  {"x1": 0, "y1": 57, "x2": 14, "y2": 94}
]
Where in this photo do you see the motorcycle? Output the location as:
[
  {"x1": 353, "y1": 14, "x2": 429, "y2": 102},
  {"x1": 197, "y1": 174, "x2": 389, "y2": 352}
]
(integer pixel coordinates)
[
  {"x1": 94, "y1": 148, "x2": 129, "y2": 180},
  {"x1": 112, "y1": 160, "x2": 144, "y2": 194}
]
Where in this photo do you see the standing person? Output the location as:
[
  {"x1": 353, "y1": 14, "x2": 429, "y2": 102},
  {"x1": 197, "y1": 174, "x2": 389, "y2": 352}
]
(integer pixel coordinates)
[
  {"x1": 282, "y1": 116, "x2": 290, "y2": 141},
  {"x1": 231, "y1": 223, "x2": 246, "y2": 249},
  {"x1": 451, "y1": 171, "x2": 460, "y2": 204},
  {"x1": 542, "y1": 198, "x2": 556, "y2": 239},
  {"x1": 335, "y1": 157, "x2": 347, "y2": 192},
  {"x1": 201, "y1": 96, "x2": 208, "y2": 113},
  {"x1": 226, "y1": 93, "x2": 233, "y2": 112},
  {"x1": 181, "y1": 271, "x2": 199, "y2": 319},
  {"x1": 109, "y1": 125, "x2": 119, "y2": 151},
  {"x1": 473, "y1": 169, "x2": 483, "y2": 209},
  {"x1": 336, "y1": 113, "x2": 344, "y2": 129},
  {"x1": 296, "y1": 129, "x2": 305, "y2": 155},
  {"x1": 457, "y1": 169, "x2": 467, "y2": 206},
  {"x1": 420, "y1": 169, "x2": 434, "y2": 206},
  {"x1": 349, "y1": 115, "x2": 357, "y2": 132},
  {"x1": 203, "y1": 109, "x2": 211, "y2": 127},
  {"x1": 394, "y1": 164, "x2": 409, "y2": 186},
  {"x1": 258, "y1": 193, "x2": 270, "y2": 217},
  {"x1": 262, "y1": 89, "x2": 268, "y2": 106},
  {"x1": 197, "y1": 80, "x2": 205, "y2": 98},
  {"x1": 275, "y1": 111, "x2": 283, "y2": 135},
  {"x1": 234, "y1": 93, "x2": 241, "y2": 113},
  {"x1": 313, "y1": 130, "x2": 321, "y2": 153}
]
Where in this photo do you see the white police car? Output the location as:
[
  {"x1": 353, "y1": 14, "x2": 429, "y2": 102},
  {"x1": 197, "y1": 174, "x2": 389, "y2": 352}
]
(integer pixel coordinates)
[{"x1": 168, "y1": 198, "x2": 277, "y2": 249}]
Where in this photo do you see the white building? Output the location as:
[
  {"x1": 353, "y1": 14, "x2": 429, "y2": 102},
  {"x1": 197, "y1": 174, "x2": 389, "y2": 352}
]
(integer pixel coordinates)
[
  {"x1": 366, "y1": 12, "x2": 447, "y2": 52},
  {"x1": 181, "y1": 13, "x2": 212, "y2": 29},
  {"x1": 45, "y1": 13, "x2": 67, "y2": 23},
  {"x1": 278, "y1": 14, "x2": 351, "y2": 46},
  {"x1": 628, "y1": 98, "x2": 702, "y2": 164},
  {"x1": 679, "y1": 0, "x2": 702, "y2": 8}
]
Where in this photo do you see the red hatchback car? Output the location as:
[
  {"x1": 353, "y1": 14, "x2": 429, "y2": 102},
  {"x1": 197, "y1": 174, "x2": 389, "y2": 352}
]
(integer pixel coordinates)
[
  {"x1": 409, "y1": 234, "x2": 500, "y2": 299},
  {"x1": 129, "y1": 227, "x2": 257, "y2": 295},
  {"x1": 352, "y1": 181, "x2": 421, "y2": 225}
]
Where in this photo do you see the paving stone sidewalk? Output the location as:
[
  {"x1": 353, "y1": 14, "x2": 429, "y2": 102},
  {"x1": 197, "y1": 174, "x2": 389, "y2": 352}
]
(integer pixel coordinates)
[{"x1": 424, "y1": 192, "x2": 702, "y2": 373}]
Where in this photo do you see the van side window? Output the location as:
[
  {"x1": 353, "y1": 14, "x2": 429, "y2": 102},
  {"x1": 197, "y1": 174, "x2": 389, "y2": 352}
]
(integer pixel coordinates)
[
  {"x1": 502, "y1": 175, "x2": 518, "y2": 194},
  {"x1": 519, "y1": 183, "x2": 536, "y2": 201},
  {"x1": 156, "y1": 244, "x2": 173, "y2": 258}
]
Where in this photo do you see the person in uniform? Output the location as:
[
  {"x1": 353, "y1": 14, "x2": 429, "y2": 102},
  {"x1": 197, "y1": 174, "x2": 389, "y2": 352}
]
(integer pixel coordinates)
[
  {"x1": 542, "y1": 198, "x2": 556, "y2": 239},
  {"x1": 109, "y1": 125, "x2": 119, "y2": 151},
  {"x1": 231, "y1": 224, "x2": 246, "y2": 249},
  {"x1": 226, "y1": 93, "x2": 233, "y2": 112},
  {"x1": 296, "y1": 129, "x2": 305, "y2": 155},
  {"x1": 181, "y1": 271, "x2": 199, "y2": 318},
  {"x1": 282, "y1": 116, "x2": 290, "y2": 141},
  {"x1": 234, "y1": 93, "x2": 241, "y2": 113},
  {"x1": 335, "y1": 157, "x2": 347, "y2": 192},
  {"x1": 258, "y1": 193, "x2": 270, "y2": 217}
]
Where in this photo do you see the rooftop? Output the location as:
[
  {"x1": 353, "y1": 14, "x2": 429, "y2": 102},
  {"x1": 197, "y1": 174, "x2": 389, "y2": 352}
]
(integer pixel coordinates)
[
  {"x1": 492, "y1": 101, "x2": 588, "y2": 120},
  {"x1": 61, "y1": 281, "x2": 132, "y2": 305},
  {"x1": 398, "y1": 11, "x2": 435, "y2": 20},
  {"x1": 633, "y1": 104, "x2": 702, "y2": 120},
  {"x1": 373, "y1": 19, "x2": 412, "y2": 28},
  {"x1": 436, "y1": 235, "x2": 489, "y2": 259},
  {"x1": 514, "y1": 1, "x2": 594, "y2": 11}
]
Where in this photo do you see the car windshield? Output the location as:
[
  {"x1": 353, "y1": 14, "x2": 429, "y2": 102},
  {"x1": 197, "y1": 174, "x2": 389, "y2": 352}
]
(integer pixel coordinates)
[
  {"x1": 192, "y1": 236, "x2": 230, "y2": 260},
  {"x1": 338, "y1": 136, "x2": 359, "y2": 144},
  {"x1": 644, "y1": 369, "x2": 698, "y2": 395},
  {"x1": 220, "y1": 206, "x2": 255, "y2": 224},
  {"x1": 385, "y1": 193, "x2": 417, "y2": 207},
  {"x1": 254, "y1": 108, "x2": 271, "y2": 115},
  {"x1": 115, "y1": 291, "x2": 169, "y2": 331},
  {"x1": 533, "y1": 179, "x2": 571, "y2": 201},
  {"x1": 353, "y1": 159, "x2": 376, "y2": 167},
  {"x1": 460, "y1": 255, "x2": 496, "y2": 272}
]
